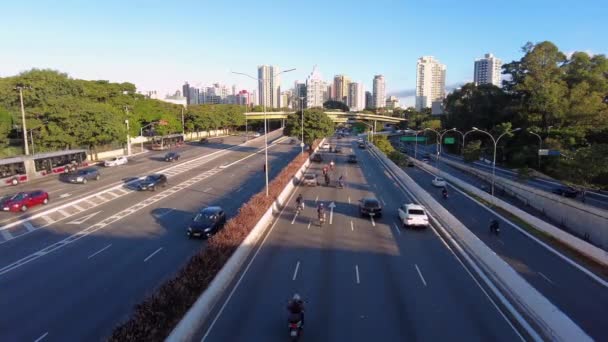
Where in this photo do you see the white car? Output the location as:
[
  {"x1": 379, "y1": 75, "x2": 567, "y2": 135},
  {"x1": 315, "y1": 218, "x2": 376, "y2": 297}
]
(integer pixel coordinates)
[
  {"x1": 398, "y1": 203, "x2": 429, "y2": 228},
  {"x1": 432, "y1": 177, "x2": 447, "y2": 187},
  {"x1": 253, "y1": 132, "x2": 261, "y2": 137},
  {"x1": 321, "y1": 143, "x2": 330, "y2": 150},
  {"x1": 104, "y1": 156, "x2": 128, "y2": 167}
]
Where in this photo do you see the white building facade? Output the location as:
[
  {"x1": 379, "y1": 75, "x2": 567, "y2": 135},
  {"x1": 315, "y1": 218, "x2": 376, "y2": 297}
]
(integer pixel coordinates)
[
  {"x1": 306, "y1": 66, "x2": 326, "y2": 108},
  {"x1": 415, "y1": 56, "x2": 446, "y2": 111},
  {"x1": 348, "y1": 82, "x2": 365, "y2": 111},
  {"x1": 474, "y1": 53, "x2": 502, "y2": 87},
  {"x1": 258, "y1": 65, "x2": 280, "y2": 108},
  {"x1": 372, "y1": 75, "x2": 386, "y2": 109}
]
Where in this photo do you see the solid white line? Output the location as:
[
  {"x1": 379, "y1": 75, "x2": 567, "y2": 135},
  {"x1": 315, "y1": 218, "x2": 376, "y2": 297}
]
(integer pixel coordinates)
[
  {"x1": 315, "y1": 195, "x2": 319, "y2": 203},
  {"x1": 291, "y1": 212, "x2": 298, "y2": 224},
  {"x1": 34, "y1": 332, "x2": 48, "y2": 342},
  {"x1": 348, "y1": 196, "x2": 351, "y2": 204},
  {"x1": 1, "y1": 229, "x2": 13, "y2": 240},
  {"x1": 23, "y1": 221, "x2": 36, "y2": 232},
  {"x1": 538, "y1": 272, "x2": 555, "y2": 285},
  {"x1": 350, "y1": 220, "x2": 354, "y2": 231},
  {"x1": 415, "y1": 264, "x2": 427, "y2": 286},
  {"x1": 144, "y1": 247, "x2": 163, "y2": 262},
  {"x1": 292, "y1": 261, "x2": 300, "y2": 281},
  {"x1": 393, "y1": 223, "x2": 402, "y2": 235},
  {"x1": 204, "y1": 187, "x2": 213, "y2": 192},
  {"x1": 370, "y1": 216, "x2": 376, "y2": 227},
  {"x1": 88, "y1": 244, "x2": 112, "y2": 259},
  {"x1": 355, "y1": 265, "x2": 360, "y2": 284}
]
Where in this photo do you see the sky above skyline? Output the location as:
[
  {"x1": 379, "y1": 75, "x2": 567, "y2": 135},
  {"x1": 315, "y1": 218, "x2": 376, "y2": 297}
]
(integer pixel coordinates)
[{"x1": 1, "y1": 0, "x2": 607, "y2": 107}]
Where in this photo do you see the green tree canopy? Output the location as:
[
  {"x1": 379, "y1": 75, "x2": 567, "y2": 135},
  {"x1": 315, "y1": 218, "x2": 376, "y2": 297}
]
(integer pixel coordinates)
[{"x1": 284, "y1": 108, "x2": 334, "y2": 145}]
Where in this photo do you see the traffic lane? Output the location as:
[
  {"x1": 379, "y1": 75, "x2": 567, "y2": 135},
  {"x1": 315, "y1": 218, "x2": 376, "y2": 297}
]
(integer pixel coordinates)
[
  {"x1": 0, "y1": 138, "x2": 296, "y2": 269},
  {"x1": 0, "y1": 135, "x2": 274, "y2": 226},
  {"x1": 0, "y1": 140, "x2": 299, "y2": 341},
  {"x1": 201, "y1": 142, "x2": 520, "y2": 341},
  {"x1": 405, "y1": 165, "x2": 608, "y2": 339}
]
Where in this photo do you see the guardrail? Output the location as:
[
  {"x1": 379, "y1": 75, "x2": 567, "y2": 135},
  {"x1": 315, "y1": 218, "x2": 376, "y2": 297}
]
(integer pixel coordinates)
[{"x1": 367, "y1": 144, "x2": 591, "y2": 342}]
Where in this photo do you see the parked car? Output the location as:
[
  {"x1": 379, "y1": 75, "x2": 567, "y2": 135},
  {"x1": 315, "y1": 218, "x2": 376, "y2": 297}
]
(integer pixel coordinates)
[
  {"x1": 138, "y1": 174, "x2": 167, "y2": 191},
  {"x1": 321, "y1": 143, "x2": 331, "y2": 150},
  {"x1": 552, "y1": 186, "x2": 579, "y2": 198},
  {"x1": 347, "y1": 154, "x2": 357, "y2": 163},
  {"x1": 1, "y1": 190, "x2": 49, "y2": 212},
  {"x1": 334, "y1": 146, "x2": 343, "y2": 154},
  {"x1": 187, "y1": 206, "x2": 227, "y2": 238},
  {"x1": 104, "y1": 156, "x2": 128, "y2": 167},
  {"x1": 398, "y1": 203, "x2": 429, "y2": 228},
  {"x1": 358, "y1": 142, "x2": 366, "y2": 149},
  {"x1": 301, "y1": 173, "x2": 319, "y2": 186},
  {"x1": 311, "y1": 154, "x2": 323, "y2": 163},
  {"x1": 407, "y1": 159, "x2": 415, "y2": 167},
  {"x1": 432, "y1": 177, "x2": 447, "y2": 187},
  {"x1": 359, "y1": 197, "x2": 382, "y2": 217},
  {"x1": 253, "y1": 132, "x2": 261, "y2": 137},
  {"x1": 67, "y1": 168, "x2": 100, "y2": 184},
  {"x1": 164, "y1": 152, "x2": 180, "y2": 162}
]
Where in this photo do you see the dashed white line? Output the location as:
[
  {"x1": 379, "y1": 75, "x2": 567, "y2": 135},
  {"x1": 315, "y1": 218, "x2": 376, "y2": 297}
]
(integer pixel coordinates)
[
  {"x1": 355, "y1": 265, "x2": 360, "y2": 284},
  {"x1": 370, "y1": 216, "x2": 376, "y2": 227},
  {"x1": 350, "y1": 220, "x2": 354, "y2": 231},
  {"x1": 292, "y1": 261, "x2": 300, "y2": 281},
  {"x1": 34, "y1": 332, "x2": 48, "y2": 342},
  {"x1": 204, "y1": 187, "x2": 213, "y2": 192},
  {"x1": 497, "y1": 239, "x2": 505, "y2": 245},
  {"x1": 41, "y1": 216, "x2": 54, "y2": 225},
  {"x1": 236, "y1": 187, "x2": 243, "y2": 192},
  {"x1": 315, "y1": 195, "x2": 319, "y2": 203},
  {"x1": 538, "y1": 272, "x2": 555, "y2": 285},
  {"x1": 157, "y1": 208, "x2": 175, "y2": 218},
  {"x1": 291, "y1": 211, "x2": 298, "y2": 224},
  {"x1": 57, "y1": 209, "x2": 70, "y2": 217},
  {"x1": 380, "y1": 197, "x2": 387, "y2": 206},
  {"x1": 307, "y1": 220, "x2": 311, "y2": 230},
  {"x1": 1, "y1": 229, "x2": 13, "y2": 240},
  {"x1": 415, "y1": 264, "x2": 427, "y2": 287},
  {"x1": 88, "y1": 244, "x2": 112, "y2": 259},
  {"x1": 23, "y1": 221, "x2": 36, "y2": 232},
  {"x1": 393, "y1": 223, "x2": 402, "y2": 235},
  {"x1": 72, "y1": 204, "x2": 85, "y2": 212},
  {"x1": 144, "y1": 247, "x2": 163, "y2": 262},
  {"x1": 348, "y1": 196, "x2": 351, "y2": 204}
]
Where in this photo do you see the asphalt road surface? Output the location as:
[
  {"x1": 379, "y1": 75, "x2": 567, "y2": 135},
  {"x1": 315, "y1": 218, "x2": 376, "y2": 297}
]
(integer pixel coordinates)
[
  {"x1": 197, "y1": 136, "x2": 524, "y2": 342},
  {"x1": 0, "y1": 130, "x2": 302, "y2": 341}
]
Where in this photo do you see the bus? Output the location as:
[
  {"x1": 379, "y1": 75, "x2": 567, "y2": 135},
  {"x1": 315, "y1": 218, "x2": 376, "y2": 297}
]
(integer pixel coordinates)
[
  {"x1": 150, "y1": 134, "x2": 185, "y2": 151},
  {"x1": 1, "y1": 150, "x2": 89, "y2": 186}
]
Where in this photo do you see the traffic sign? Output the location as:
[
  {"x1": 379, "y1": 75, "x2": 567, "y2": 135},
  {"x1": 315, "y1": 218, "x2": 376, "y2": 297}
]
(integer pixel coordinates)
[
  {"x1": 548, "y1": 150, "x2": 561, "y2": 156},
  {"x1": 400, "y1": 136, "x2": 427, "y2": 142},
  {"x1": 444, "y1": 137, "x2": 455, "y2": 144},
  {"x1": 300, "y1": 142, "x2": 305, "y2": 147},
  {"x1": 538, "y1": 149, "x2": 549, "y2": 156}
]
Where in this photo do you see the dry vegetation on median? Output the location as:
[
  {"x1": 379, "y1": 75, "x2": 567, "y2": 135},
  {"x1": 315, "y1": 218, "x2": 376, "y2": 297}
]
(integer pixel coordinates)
[{"x1": 109, "y1": 141, "x2": 317, "y2": 342}]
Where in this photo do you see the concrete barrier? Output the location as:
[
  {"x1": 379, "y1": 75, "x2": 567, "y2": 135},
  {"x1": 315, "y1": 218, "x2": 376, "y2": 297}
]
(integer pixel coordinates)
[
  {"x1": 167, "y1": 138, "x2": 324, "y2": 342},
  {"x1": 368, "y1": 145, "x2": 591, "y2": 342},
  {"x1": 437, "y1": 157, "x2": 608, "y2": 254}
]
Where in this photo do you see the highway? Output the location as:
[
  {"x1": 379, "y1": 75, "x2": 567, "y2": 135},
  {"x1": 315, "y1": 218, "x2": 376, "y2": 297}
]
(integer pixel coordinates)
[
  {"x1": 394, "y1": 139, "x2": 608, "y2": 339},
  {"x1": 197, "y1": 135, "x2": 524, "y2": 341},
  {"x1": 0, "y1": 130, "x2": 302, "y2": 341},
  {"x1": 403, "y1": 141, "x2": 608, "y2": 210}
]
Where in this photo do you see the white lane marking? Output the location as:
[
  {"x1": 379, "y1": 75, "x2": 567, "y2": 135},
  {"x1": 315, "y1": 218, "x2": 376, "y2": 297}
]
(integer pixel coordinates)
[
  {"x1": 328, "y1": 202, "x2": 336, "y2": 224},
  {"x1": 88, "y1": 244, "x2": 112, "y2": 259},
  {"x1": 350, "y1": 220, "x2": 354, "y2": 231},
  {"x1": 315, "y1": 195, "x2": 319, "y2": 203},
  {"x1": 393, "y1": 182, "x2": 399, "y2": 187},
  {"x1": 291, "y1": 211, "x2": 298, "y2": 224},
  {"x1": 59, "y1": 193, "x2": 71, "y2": 199},
  {"x1": 34, "y1": 332, "x2": 48, "y2": 342},
  {"x1": 144, "y1": 247, "x2": 163, "y2": 262},
  {"x1": 204, "y1": 187, "x2": 213, "y2": 193},
  {"x1": 1, "y1": 229, "x2": 13, "y2": 240},
  {"x1": 85, "y1": 200, "x2": 96, "y2": 207},
  {"x1": 157, "y1": 208, "x2": 175, "y2": 218},
  {"x1": 393, "y1": 223, "x2": 402, "y2": 235},
  {"x1": 370, "y1": 216, "x2": 376, "y2": 227},
  {"x1": 355, "y1": 265, "x2": 360, "y2": 284},
  {"x1": 236, "y1": 187, "x2": 243, "y2": 192},
  {"x1": 307, "y1": 220, "x2": 311, "y2": 230},
  {"x1": 380, "y1": 197, "x2": 387, "y2": 206},
  {"x1": 538, "y1": 272, "x2": 555, "y2": 285},
  {"x1": 415, "y1": 264, "x2": 427, "y2": 287},
  {"x1": 57, "y1": 209, "x2": 70, "y2": 217},
  {"x1": 23, "y1": 221, "x2": 36, "y2": 232},
  {"x1": 41, "y1": 216, "x2": 54, "y2": 225},
  {"x1": 68, "y1": 211, "x2": 102, "y2": 225},
  {"x1": 292, "y1": 261, "x2": 300, "y2": 281},
  {"x1": 72, "y1": 204, "x2": 85, "y2": 212},
  {"x1": 497, "y1": 239, "x2": 505, "y2": 245},
  {"x1": 348, "y1": 196, "x2": 351, "y2": 204}
]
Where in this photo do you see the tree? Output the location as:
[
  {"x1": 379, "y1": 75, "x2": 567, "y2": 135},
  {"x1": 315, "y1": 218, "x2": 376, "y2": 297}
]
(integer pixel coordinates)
[
  {"x1": 323, "y1": 100, "x2": 349, "y2": 112},
  {"x1": 374, "y1": 135, "x2": 394, "y2": 155},
  {"x1": 284, "y1": 108, "x2": 334, "y2": 146},
  {"x1": 463, "y1": 140, "x2": 482, "y2": 163}
]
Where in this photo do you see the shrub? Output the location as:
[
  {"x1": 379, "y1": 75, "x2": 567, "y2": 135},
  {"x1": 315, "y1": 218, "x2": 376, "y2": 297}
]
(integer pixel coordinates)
[{"x1": 388, "y1": 150, "x2": 407, "y2": 167}]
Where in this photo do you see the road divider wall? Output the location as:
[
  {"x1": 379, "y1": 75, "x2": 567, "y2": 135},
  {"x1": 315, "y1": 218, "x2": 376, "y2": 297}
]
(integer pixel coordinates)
[
  {"x1": 437, "y1": 157, "x2": 608, "y2": 257},
  {"x1": 368, "y1": 144, "x2": 591, "y2": 342},
  {"x1": 109, "y1": 137, "x2": 323, "y2": 342}
]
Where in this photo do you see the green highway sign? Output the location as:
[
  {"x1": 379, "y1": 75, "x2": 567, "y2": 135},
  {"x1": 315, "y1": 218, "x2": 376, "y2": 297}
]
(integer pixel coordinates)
[
  {"x1": 400, "y1": 136, "x2": 427, "y2": 142},
  {"x1": 444, "y1": 137, "x2": 455, "y2": 144}
]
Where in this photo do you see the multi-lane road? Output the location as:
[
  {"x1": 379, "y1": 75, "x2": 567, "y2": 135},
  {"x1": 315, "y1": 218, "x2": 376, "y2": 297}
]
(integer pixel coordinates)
[
  {"x1": 196, "y1": 135, "x2": 525, "y2": 341},
  {"x1": 0, "y1": 131, "x2": 301, "y2": 341}
]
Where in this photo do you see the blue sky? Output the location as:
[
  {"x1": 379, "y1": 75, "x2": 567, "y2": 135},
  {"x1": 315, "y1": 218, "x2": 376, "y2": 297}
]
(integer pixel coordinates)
[{"x1": 1, "y1": 0, "x2": 607, "y2": 106}]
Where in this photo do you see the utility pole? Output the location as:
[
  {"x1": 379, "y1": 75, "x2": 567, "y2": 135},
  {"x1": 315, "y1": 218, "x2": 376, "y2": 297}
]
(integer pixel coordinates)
[{"x1": 124, "y1": 106, "x2": 132, "y2": 156}]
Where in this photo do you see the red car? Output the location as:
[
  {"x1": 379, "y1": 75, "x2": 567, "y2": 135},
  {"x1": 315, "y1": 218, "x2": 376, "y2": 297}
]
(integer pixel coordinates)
[{"x1": 1, "y1": 191, "x2": 49, "y2": 212}]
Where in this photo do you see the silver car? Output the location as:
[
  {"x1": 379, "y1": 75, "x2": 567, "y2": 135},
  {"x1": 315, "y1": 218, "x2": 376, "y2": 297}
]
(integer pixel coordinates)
[{"x1": 301, "y1": 173, "x2": 319, "y2": 187}]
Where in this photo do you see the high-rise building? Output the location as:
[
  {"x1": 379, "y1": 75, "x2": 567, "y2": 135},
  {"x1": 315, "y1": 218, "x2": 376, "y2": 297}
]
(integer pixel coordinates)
[
  {"x1": 252, "y1": 89, "x2": 259, "y2": 106},
  {"x1": 385, "y1": 95, "x2": 400, "y2": 110},
  {"x1": 372, "y1": 75, "x2": 386, "y2": 109},
  {"x1": 236, "y1": 90, "x2": 250, "y2": 106},
  {"x1": 333, "y1": 75, "x2": 351, "y2": 104},
  {"x1": 348, "y1": 82, "x2": 365, "y2": 111},
  {"x1": 280, "y1": 90, "x2": 293, "y2": 109},
  {"x1": 474, "y1": 53, "x2": 502, "y2": 87},
  {"x1": 258, "y1": 65, "x2": 280, "y2": 108},
  {"x1": 365, "y1": 91, "x2": 373, "y2": 109},
  {"x1": 305, "y1": 66, "x2": 325, "y2": 108},
  {"x1": 294, "y1": 82, "x2": 307, "y2": 109},
  {"x1": 182, "y1": 82, "x2": 190, "y2": 104},
  {"x1": 415, "y1": 56, "x2": 446, "y2": 111}
]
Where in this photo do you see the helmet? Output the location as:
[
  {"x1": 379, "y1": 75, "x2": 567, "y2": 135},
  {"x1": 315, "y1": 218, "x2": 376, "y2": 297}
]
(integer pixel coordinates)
[
  {"x1": 293, "y1": 293, "x2": 301, "y2": 301},
  {"x1": 319, "y1": 203, "x2": 324, "y2": 207}
]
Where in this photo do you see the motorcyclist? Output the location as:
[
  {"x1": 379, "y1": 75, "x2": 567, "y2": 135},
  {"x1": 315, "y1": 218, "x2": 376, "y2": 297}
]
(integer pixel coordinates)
[
  {"x1": 442, "y1": 187, "x2": 448, "y2": 198},
  {"x1": 322, "y1": 166, "x2": 328, "y2": 176},
  {"x1": 490, "y1": 219, "x2": 500, "y2": 233},
  {"x1": 329, "y1": 160, "x2": 335, "y2": 170},
  {"x1": 338, "y1": 175, "x2": 344, "y2": 188},
  {"x1": 287, "y1": 293, "x2": 305, "y2": 326},
  {"x1": 324, "y1": 173, "x2": 330, "y2": 186},
  {"x1": 296, "y1": 194, "x2": 304, "y2": 210},
  {"x1": 317, "y1": 203, "x2": 325, "y2": 220}
]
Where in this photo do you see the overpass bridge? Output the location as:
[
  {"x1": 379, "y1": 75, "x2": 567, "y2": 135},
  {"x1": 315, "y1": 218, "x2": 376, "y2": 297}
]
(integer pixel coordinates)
[{"x1": 244, "y1": 111, "x2": 405, "y2": 124}]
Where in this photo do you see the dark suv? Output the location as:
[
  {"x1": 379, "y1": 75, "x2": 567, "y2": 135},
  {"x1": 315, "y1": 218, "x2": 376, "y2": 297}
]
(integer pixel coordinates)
[
  {"x1": 67, "y1": 168, "x2": 100, "y2": 184},
  {"x1": 138, "y1": 174, "x2": 167, "y2": 191},
  {"x1": 187, "y1": 206, "x2": 227, "y2": 238},
  {"x1": 359, "y1": 197, "x2": 382, "y2": 217},
  {"x1": 347, "y1": 154, "x2": 357, "y2": 163},
  {"x1": 164, "y1": 152, "x2": 180, "y2": 162},
  {"x1": 311, "y1": 154, "x2": 323, "y2": 163}
]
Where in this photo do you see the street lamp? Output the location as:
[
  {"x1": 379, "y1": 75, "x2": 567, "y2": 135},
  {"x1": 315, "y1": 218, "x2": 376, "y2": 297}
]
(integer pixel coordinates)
[
  {"x1": 15, "y1": 85, "x2": 31, "y2": 155},
  {"x1": 528, "y1": 130, "x2": 542, "y2": 169},
  {"x1": 424, "y1": 128, "x2": 455, "y2": 170},
  {"x1": 414, "y1": 130, "x2": 425, "y2": 159},
  {"x1": 299, "y1": 96, "x2": 305, "y2": 154},
  {"x1": 471, "y1": 127, "x2": 521, "y2": 200},
  {"x1": 232, "y1": 68, "x2": 296, "y2": 196}
]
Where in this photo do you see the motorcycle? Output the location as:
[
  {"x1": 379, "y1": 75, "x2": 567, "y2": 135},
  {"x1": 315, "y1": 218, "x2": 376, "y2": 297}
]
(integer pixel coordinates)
[
  {"x1": 442, "y1": 191, "x2": 448, "y2": 199},
  {"x1": 288, "y1": 314, "x2": 303, "y2": 340},
  {"x1": 337, "y1": 180, "x2": 344, "y2": 189},
  {"x1": 318, "y1": 212, "x2": 326, "y2": 226},
  {"x1": 490, "y1": 222, "x2": 500, "y2": 235},
  {"x1": 296, "y1": 202, "x2": 304, "y2": 214}
]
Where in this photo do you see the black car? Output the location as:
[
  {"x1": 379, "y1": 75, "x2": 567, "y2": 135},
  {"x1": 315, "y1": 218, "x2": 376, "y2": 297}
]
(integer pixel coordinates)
[
  {"x1": 359, "y1": 197, "x2": 382, "y2": 217},
  {"x1": 164, "y1": 152, "x2": 180, "y2": 162},
  {"x1": 311, "y1": 154, "x2": 323, "y2": 163},
  {"x1": 552, "y1": 186, "x2": 579, "y2": 198},
  {"x1": 358, "y1": 142, "x2": 366, "y2": 149},
  {"x1": 407, "y1": 159, "x2": 415, "y2": 167},
  {"x1": 334, "y1": 147, "x2": 343, "y2": 154},
  {"x1": 187, "y1": 206, "x2": 227, "y2": 238},
  {"x1": 347, "y1": 154, "x2": 357, "y2": 163},
  {"x1": 138, "y1": 174, "x2": 167, "y2": 191},
  {"x1": 66, "y1": 168, "x2": 100, "y2": 184}
]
